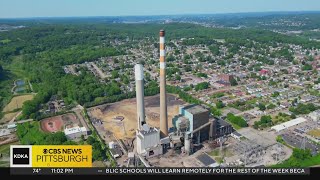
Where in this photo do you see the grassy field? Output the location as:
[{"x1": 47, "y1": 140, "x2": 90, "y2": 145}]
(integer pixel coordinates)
[
  {"x1": 92, "y1": 161, "x2": 106, "y2": 167},
  {"x1": 209, "y1": 148, "x2": 233, "y2": 157},
  {"x1": 272, "y1": 154, "x2": 320, "y2": 167},
  {"x1": 0, "y1": 161, "x2": 8, "y2": 167},
  {"x1": 208, "y1": 148, "x2": 233, "y2": 164},
  {"x1": 0, "y1": 39, "x2": 11, "y2": 44},
  {"x1": 0, "y1": 112, "x2": 19, "y2": 124},
  {"x1": 272, "y1": 113, "x2": 291, "y2": 124},
  {"x1": 307, "y1": 129, "x2": 320, "y2": 138},
  {"x1": 225, "y1": 119, "x2": 242, "y2": 130},
  {"x1": 2, "y1": 95, "x2": 34, "y2": 113},
  {"x1": 1, "y1": 55, "x2": 29, "y2": 120},
  {"x1": 209, "y1": 149, "x2": 220, "y2": 156},
  {"x1": 0, "y1": 142, "x2": 15, "y2": 156},
  {"x1": 0, "y1": 142, "x2": 20, "y2": 167},
  {"x1": 5, "y1": 56, "x2": 28, "y2": 78}
]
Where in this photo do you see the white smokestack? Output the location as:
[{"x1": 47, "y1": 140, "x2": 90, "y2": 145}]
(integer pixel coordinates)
[{"x1": 135, "y1": 64, "x2": 145, "y2": 130}]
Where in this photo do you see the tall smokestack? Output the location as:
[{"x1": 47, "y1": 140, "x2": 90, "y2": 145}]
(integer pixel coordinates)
[
  {"x1": 135, "y1": 64, "x2": 145, "y2": 130},
  {"x1": 159, "y1": 29, "x2": 168, "y2": 136}
]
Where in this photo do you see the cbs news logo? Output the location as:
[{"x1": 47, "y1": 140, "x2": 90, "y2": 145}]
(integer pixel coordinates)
[{"x1": 10, "y1": 145, "x2": 92, "y2": 167}]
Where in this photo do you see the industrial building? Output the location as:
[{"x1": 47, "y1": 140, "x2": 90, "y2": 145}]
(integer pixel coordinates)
[
  {"x1": 64, "y1": 126, "x2": 88, "y2": 139},
  {"x1": 215, "y1": 118, "x2": 233, "y2": 138},
  {"x1": 136, "y1": 126, "x2": 163, "y2": 158},
  {"x1": 7, "y1": 123, "x2": 17, "y2": 129},
  {"x1": 109, "y1": 141, "x2": 124, "y2": 158},
  {"x1": 271, "y1": 117, "x2": 307, "y2": 132},
  {"x1": 135, "y1": 63, "x2": 164, "y2": 158},
  {"x1": 135, "y1": 30, "x2": 171, "y2": 159},
  {"x1": 308, "y1": 110, "x2": 320, "y2": 121},
  {"x1": 172, "y1": 104, "x2": 211, "y2": 143},
  {"x1": 231, "y1": 131, "x2": 243, "y2": 141},
  {"x1": 134, "y1": 29, "x2": 228, "y2": 160}
]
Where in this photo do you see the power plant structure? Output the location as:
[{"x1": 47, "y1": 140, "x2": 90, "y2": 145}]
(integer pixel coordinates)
[
  {"x1": 159, "y1": 29, "x2": 168, "y2": 137},
  {"x1": 135, "y1": 30, "x2": 234, "y2": 160},
  {"x1": 135, "y1": 64, "x2": 146, "y2": 130},
  {"x1": 135, "y1": 63, "x2": 164, "y2": 158}
]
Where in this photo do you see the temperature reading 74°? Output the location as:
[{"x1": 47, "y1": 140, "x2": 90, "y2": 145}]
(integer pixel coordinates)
[{"x1": 33, "y1": 168, "x2": 41, "y2": 174}]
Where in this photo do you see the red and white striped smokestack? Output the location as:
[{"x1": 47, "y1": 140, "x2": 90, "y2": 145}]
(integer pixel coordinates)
[{"x1": 159, "y1": 29, "x2": 168, "y2": 137}]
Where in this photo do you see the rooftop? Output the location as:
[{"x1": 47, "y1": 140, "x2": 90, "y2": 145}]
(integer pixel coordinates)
[
  {"x1": 138, "y1": 127, "x2": 159, "y2": 136},
  {"x1": 216, "y1": 118, "x2": 232, "y2": 128},
  {"x1": 232, "y1": 131, "x2": 242, "y2": 137},
  {"x1": 196, "y1": 153, "x2": 216, "y2": 166},
  {"x1": 177, "y1": 116, "x2": 189, "y2": 122},
  {"x1": 64, "y1": 126, "x2": 87, "y2": 135},
  {"x1": 184, "y1": 104, "x2": 208, "y2": 115},
  {"x1": 271, "y1": 117, "x2": 307, "y2": 132},
  {"x1": 110, "y1": 148, "x2": 122, "y2": 157}
]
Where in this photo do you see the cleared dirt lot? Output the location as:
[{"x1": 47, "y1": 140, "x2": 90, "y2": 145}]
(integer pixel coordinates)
[
  {"x1": 40, "y1": 113, "x2": 79, "y2": 133},
  {"x1": 88, "y1": 94, "x2": 187, "y2": 139}
]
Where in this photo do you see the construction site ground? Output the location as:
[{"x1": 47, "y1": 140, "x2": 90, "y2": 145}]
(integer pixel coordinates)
[{"x1": 87, "y1": 94, "x2": 187, "y2": 140}]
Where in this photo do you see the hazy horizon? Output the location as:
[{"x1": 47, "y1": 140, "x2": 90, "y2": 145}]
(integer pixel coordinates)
[
  {"x1": 1, "y1": 0, "x2": 320, "y2": 18},
  {"x1": 1, "y1": 10, "x2": 320, "y2": 20}
]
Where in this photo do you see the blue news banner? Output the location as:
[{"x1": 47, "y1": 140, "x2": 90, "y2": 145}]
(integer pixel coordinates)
[{"x1": 10, "y1": 167, "x2": 310, "y2": 175}]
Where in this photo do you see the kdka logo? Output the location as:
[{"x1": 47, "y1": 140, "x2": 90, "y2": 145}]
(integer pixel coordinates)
[{"x1": 10, "y1": 145, "x2": 32, "y2": 167}]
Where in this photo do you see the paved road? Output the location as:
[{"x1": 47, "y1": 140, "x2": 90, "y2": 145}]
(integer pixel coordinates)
[
  {"x1": 90, "y1": 62, "x2": 107, "y2": 79},
  {"x1": 28, "y1": 80, "x2": 34, "y2": 92},
  {"x1": 9, "y1": 111, "x2": 22, "y2": 124},
  {"x1": 15, "y1": 119, "x2": 33, "y2": 124}
]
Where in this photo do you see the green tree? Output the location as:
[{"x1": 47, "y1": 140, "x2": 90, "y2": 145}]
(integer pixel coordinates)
[
  {"x1": 209, "y1": 45, "x2": 220, "y2": 56},
  {"x1": 166, "y1": 55, "x2": 175, "y2": 62},
  {"x1": 139, "y1": 60, "x2": 145, "y2": 65},
  {"x1": 226, "y1": 113, "x2": 247, "y2": 127},
  {"x1": 175, "y1": 74, "x2": 181, "y2": 81},
  {"x1": 272, "y1": 91, "x2": 280, "y2": 97},
  {"x1": 267, "y1": 103, "x2": 276, "y2": 109},
  {"x1": 258, "y1": 103, "x2": 266, "y2": 111},
  {"x1": 86, "y1": 136, "x2": 96, "y2": 145},
  {"x1": 195, "y1": 82, "x2": 210, "y2": 91},
  {"x1": 302, "y1": 64, "x2": 312, "y2": 71},
  {"x1": 292, "y1": 148, "x2": 312, "y2": 160},
  {"x1": 111, "y1": 70, "x2": 119, "y2": 79},
  {"x1": 260, "y1": 115, "x2": 272, "y2": 124},
  {"x1": 185, "y1": 65, "x2": 192, "y2": 72},
  {"x1": 230, "y1": 78, "x2": 238, "y2": 86},
  {"x1": 196, "y1": 73, "x2": 208, "y2": 78},
  {"x1": 45, "y1": 132, "x2": 68, "y2": 145},
  {"x1": 216, "y1": 101, "x2": 225, "y2": 109},
  {"x1": 290, "y1": 114, "x2": 296, "y2": 119}
]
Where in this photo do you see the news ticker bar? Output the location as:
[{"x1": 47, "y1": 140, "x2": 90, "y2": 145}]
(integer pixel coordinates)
[{"x1": 10, "y1": 167, "x2": 310, "y2": 175}]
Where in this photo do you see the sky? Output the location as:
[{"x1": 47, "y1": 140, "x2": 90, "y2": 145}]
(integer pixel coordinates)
[{"x1": 0, "y1": 0, "x2": 320, "y2": 18}]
